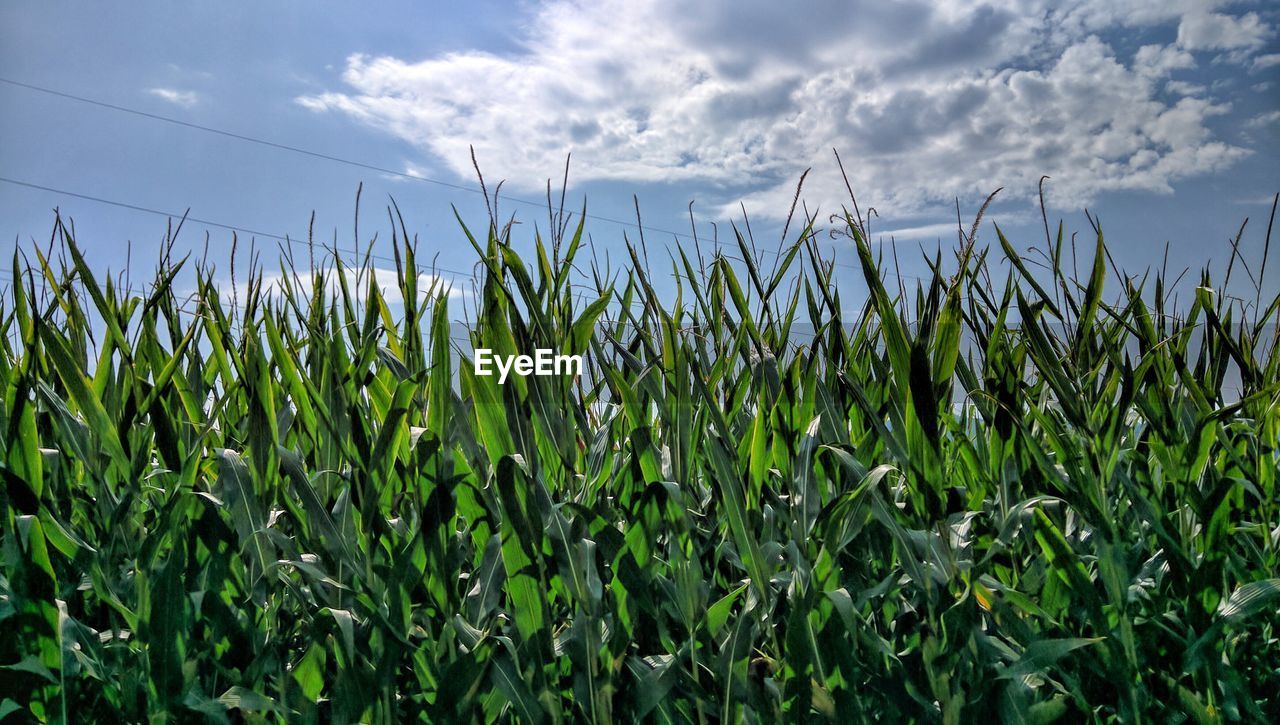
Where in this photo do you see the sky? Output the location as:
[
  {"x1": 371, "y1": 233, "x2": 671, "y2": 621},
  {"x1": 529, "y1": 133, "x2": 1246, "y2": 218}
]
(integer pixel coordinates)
[{"x1": 2, "y1": 1, "x2": 1278, "y2": 306}]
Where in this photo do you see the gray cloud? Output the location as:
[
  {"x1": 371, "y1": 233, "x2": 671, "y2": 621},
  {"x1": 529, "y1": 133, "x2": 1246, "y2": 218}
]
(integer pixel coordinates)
[{"x1": 297, "y1": 0, "x2": 1271, "y2": 218}]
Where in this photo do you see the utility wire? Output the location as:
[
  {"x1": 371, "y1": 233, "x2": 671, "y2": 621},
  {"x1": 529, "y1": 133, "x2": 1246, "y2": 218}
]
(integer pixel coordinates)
[
  {"x1": 0, "y1": 175, "x2": 474, "y2": 282},
  {"x1": 3, "y1": 175, "x2": 935, "y2": 295},
  {"x1": 0, "y1": 78, "x2": 489, "y2": 198},
  {"x1": 0, "y1": 76, "x2": 940, "y2": 282},
  {"x1": 0, "y1": 76, "x2": 697, "y2": 241},
  {"x1": 0, "y1": 176, "x2": 616, "y2": 310}
]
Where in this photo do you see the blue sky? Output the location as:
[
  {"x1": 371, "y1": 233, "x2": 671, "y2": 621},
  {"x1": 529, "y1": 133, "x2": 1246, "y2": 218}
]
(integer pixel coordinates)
[{"x1": 2, "y1": 1, "x2": 1278, "y2": 305}]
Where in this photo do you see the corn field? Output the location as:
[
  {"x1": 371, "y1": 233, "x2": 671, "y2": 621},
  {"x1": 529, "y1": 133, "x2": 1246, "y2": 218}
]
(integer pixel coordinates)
[{"x1": 1, "y1": 198, "x2": 1278, "y2": 723}]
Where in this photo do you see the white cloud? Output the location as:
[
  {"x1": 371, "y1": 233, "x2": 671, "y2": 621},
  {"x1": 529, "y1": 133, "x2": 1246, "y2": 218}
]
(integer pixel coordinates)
[
  {"x1": 243, "y1": 266, "x2": 467, "y2": 308},
  {"x1": 380, "y1": 160, "x2": 434, "y2": 184},
  {"x1": 1177, "y1": 11, "x2": 1269, "y2": 51},
  {"x1": 733, "y1": 36, "x2": 1247, "y2": 213},
  {"x1": 147, "y1": 87, "x2": 200, "y2": 108},
  {"x1": 875, "y1": 222, "x2": 966, "y2": 242},
  {"x1": 1253, "y1": 54, "x2": 1280, "y2": 71},
  {"x1": 1042, "y1": 0, "x2": 1199, "y2": 32},
  {"x1": 1135, "y1": 44, "x2": 1196, "y2": 78},
  {"x1": 1244, "y1": 110, "x2": 1280, "y2": 129},
  {"x1": 1165, "y1": 80, "x2": 1207, "y2": 95},
  {"x1": 297, "y1": 0, "x2": 1268, "y2": 218},
  {"x1": 1234, "y1": 194, "x2": 1280, "y2": 206}
]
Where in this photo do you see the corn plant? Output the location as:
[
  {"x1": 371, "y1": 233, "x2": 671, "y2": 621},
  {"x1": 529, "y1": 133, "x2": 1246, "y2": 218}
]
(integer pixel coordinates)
[{"x1": 1, "y1": 194, "x2": 1278, "y2": 722}]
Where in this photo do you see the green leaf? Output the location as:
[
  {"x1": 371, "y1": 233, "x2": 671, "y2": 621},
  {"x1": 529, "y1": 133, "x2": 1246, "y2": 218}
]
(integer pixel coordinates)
[
  {"x1": 997, "y1": 638, "x2": 1102, "y2": 680},
  {"x1": 1219, "y1": 579, "x2": 1280, "y2": 623}
]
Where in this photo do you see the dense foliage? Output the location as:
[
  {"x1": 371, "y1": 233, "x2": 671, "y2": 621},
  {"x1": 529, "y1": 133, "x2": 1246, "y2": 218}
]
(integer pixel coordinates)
[{"x1": 2, "y1": 199, "x2": 1278, "y2": 722}]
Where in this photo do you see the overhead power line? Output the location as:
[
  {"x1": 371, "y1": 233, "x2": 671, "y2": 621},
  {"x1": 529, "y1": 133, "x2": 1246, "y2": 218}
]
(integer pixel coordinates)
[
  {"x1": 0, "y1": 76, "x2": 703, "y2": 241},
  {"x1": 0, "y1": 176, "x2": 612, "y2": 304},
  {"x1": 2, "y1": 173, "x2": 932, "y2": 288},
  {"x1": 1, "y1": 76, "x2": 937, "y2": 282},
  {"x1": 0, "y1": 175, "x2": 474, "y2": 282}
]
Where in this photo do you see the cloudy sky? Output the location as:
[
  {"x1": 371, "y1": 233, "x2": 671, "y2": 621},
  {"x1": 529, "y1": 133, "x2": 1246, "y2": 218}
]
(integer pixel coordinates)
[{"x1": 2, "y1": 1, "x2": 1277, "y2": 300}]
